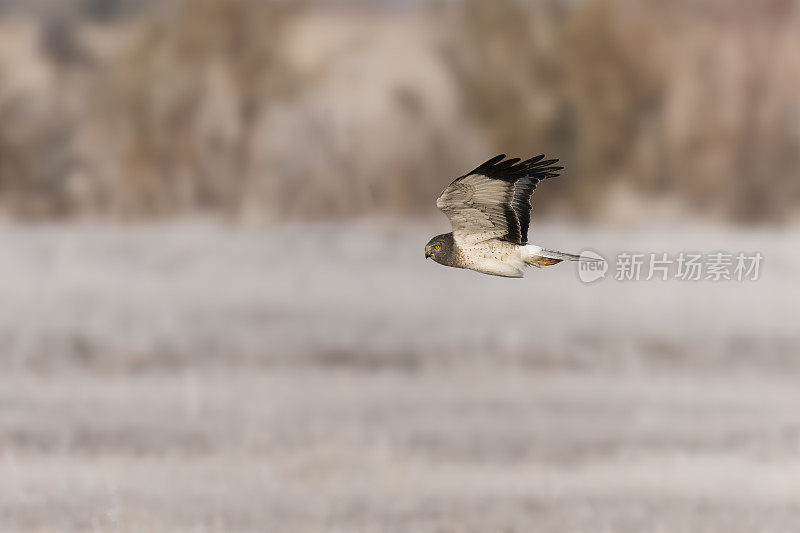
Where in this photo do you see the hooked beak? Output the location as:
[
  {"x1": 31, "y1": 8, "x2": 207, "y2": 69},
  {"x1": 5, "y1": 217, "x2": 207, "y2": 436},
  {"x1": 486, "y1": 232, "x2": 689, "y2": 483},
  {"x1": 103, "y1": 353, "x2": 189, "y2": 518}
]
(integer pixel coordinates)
[{"x1": 425, "y1": 247, "x2": 431, "y2": 259}]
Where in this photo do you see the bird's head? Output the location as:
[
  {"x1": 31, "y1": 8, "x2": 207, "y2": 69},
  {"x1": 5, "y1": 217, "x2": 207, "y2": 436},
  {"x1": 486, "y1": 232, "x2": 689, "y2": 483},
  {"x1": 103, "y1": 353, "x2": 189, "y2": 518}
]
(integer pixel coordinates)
[{"x1": 425, "y1": 233, "x2": 453, "y2": 263}]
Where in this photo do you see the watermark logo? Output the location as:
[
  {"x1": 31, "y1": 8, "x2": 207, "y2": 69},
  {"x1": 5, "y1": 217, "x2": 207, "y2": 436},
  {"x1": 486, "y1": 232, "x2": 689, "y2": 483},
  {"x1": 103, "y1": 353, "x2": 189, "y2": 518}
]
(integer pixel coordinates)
[
  {"x1": 578, "y1": 251, "x2": 763, "y2": 283},
  {"x1": 578, "y1": 250, "x2": 609, "y2": 283}
]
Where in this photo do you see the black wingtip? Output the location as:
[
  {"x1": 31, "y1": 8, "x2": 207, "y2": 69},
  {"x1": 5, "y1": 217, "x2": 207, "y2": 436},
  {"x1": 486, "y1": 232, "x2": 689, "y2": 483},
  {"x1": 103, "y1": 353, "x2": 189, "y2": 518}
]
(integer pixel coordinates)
[
  {"x1": 465, "y1": 154, "x2": 506, "y2": 178},
  {"x1": 482, "y1": 154, "x2": 507, "y2": 168},
  {"x1": 464, "y1": 152, "x2": 564, "y2": 182},
  {"x1": 521, "y1": 154, "x2": 546, "y2": 165},
  {"x1": 485, "y1": 154, "x2": 507, "y2": 165}
]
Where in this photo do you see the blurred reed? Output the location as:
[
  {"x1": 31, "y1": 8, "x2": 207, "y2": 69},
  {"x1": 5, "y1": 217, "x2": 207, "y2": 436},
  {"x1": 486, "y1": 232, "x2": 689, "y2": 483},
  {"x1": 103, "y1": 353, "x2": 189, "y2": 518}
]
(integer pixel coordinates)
[
  {"x1": 0, "y1": 0, "x2": 798, "y2": 222},
  {"x1": 445, "y1": 0, "x2": 800, "y2": 223}
]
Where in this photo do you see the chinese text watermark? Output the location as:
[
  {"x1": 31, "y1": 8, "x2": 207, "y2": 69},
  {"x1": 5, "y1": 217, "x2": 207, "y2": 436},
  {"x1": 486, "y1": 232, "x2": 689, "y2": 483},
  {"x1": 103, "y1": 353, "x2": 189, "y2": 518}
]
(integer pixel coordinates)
[{"x1": 578, "y1": 251, "x2": 762, "y2": 283}]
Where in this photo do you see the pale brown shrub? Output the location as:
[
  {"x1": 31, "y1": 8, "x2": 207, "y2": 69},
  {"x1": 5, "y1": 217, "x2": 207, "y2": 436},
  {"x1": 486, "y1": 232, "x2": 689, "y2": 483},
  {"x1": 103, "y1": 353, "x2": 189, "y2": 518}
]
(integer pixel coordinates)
[
  {"x1": 94, "y1": 0, "x2": 301, "y2": 217},
  {"x1": 445, "y1": 0, "x2": 800, "y2": 222},
  {"x1": 2, "y1": 0, "x2": 800, "y2": 222}
]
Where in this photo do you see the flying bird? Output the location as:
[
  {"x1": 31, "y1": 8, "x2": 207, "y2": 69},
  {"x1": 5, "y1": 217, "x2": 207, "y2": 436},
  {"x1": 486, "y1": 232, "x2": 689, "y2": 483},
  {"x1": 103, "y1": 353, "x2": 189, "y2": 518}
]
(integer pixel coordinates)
[{"x1": 425, "y1": 154, "x2": 585, "y2": 278}]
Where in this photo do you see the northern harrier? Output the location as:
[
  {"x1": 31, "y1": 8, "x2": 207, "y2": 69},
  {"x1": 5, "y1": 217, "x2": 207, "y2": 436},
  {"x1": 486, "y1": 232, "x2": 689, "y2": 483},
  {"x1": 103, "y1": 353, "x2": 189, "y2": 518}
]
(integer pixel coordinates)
[{"x1": 425, "y1": 154, "x2": 584, "y2": 278}]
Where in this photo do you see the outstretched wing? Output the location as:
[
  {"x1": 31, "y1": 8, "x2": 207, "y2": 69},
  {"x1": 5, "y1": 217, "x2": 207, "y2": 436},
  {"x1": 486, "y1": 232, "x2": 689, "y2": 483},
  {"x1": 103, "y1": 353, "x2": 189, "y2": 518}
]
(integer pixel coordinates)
[{"x1": 436, "y1": 154, "x2": 563, "y2": 246}]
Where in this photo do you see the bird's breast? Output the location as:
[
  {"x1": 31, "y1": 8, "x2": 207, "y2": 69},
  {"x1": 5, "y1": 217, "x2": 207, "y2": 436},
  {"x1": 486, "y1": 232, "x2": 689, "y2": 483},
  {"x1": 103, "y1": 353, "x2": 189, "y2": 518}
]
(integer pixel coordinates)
[{"x1": 457, "y1": 240, "x2": 525, "y2": 277}]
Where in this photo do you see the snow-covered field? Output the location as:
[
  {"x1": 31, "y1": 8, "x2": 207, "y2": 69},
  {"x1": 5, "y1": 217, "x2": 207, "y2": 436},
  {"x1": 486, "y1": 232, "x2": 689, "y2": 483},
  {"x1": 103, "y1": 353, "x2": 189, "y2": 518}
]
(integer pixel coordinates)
[{"x1": 1, "y1": 221, "x2": 799, "y2": 532}]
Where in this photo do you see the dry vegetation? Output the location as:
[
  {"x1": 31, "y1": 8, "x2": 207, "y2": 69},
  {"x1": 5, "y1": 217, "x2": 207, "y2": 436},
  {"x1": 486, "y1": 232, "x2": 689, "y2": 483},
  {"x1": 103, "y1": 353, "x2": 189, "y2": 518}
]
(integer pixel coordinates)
[
  {"x1": 1, "y1": 0, "x2": 800, "y2": 221},
  {"x1": 3, "y1": 3, "x2": 799, "y2": 530},
  {"x1": 445, "y1": 0, "x2": 800, "y2": 222}
]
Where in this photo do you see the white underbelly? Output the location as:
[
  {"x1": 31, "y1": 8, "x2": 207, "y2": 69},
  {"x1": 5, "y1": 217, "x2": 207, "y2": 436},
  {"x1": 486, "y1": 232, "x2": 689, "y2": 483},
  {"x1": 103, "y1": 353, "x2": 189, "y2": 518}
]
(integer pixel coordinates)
[{"x1": 460, "y1": 241, "x2": 526, "y2": 278}]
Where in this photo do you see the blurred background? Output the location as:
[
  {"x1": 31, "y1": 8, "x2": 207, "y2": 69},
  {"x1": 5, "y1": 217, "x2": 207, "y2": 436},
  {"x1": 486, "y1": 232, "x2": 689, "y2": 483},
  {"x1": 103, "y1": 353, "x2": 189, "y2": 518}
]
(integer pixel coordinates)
[{"x1": 1, "y1": 0, "x2": 799, "y2": 531}]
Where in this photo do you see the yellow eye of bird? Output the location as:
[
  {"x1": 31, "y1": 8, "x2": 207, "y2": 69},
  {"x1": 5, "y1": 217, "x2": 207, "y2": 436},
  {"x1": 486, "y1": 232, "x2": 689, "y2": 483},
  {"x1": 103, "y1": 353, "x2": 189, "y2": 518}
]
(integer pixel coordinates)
[{"x1": 434, "y1": 244, "x2": 440, "y2": 249}]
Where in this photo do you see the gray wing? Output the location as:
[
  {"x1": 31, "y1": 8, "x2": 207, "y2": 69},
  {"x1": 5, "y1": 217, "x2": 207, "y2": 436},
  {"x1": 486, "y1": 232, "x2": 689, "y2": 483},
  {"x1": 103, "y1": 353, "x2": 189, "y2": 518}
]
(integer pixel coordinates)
[
  {"x1": 437, "y1": 172, "x2": 517, "y2": 246},
  {"x1": 436, "y1": 154, "x2": 563, "y2": 246}
]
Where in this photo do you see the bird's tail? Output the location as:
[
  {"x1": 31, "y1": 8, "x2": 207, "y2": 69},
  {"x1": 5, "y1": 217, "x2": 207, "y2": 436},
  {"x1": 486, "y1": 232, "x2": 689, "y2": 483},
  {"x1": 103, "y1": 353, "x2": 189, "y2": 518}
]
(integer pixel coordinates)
[{"x1": 523, "y1": 245, "x2": 584, "y2": 267}]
